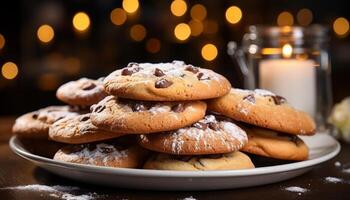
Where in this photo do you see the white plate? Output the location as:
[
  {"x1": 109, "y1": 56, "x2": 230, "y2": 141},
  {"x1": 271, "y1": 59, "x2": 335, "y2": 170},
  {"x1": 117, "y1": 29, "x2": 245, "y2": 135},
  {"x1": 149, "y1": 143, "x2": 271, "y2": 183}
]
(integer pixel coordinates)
[{"x1": 9, "y1": 133, "x2": 340, "y2": 191}]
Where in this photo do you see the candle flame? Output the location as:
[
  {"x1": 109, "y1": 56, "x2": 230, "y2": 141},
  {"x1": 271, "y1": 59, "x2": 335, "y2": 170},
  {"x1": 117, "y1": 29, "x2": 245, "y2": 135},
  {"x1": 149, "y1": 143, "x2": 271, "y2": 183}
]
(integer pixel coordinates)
[{"x1": 282, "y1": 44, "x2": 293, "y2": 58}]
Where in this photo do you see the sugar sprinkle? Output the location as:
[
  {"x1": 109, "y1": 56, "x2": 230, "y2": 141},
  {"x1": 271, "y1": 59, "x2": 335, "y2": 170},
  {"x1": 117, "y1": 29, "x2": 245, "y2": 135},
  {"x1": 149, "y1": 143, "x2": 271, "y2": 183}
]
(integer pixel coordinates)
[
  {"x1": 0, "y1": 184, "x2": 96, "y2": 200},
  {"x1": 324, "y1": 176, "x2": 343, "y2": 183},
  {"x1": 284, "y1": 186, "x2": 309, "y2": 195},
  {"x1": 334, "y1": 161, "x2": 341, "y2": 167}
]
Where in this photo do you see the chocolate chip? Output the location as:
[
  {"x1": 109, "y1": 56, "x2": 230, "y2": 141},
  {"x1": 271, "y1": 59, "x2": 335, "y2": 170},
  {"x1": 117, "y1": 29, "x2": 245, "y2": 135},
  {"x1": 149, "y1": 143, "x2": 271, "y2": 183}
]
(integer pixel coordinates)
[
  {"x1": 243, "y1": 94, "x2": 255, "y2": 103},
  {"x1": 154, "y1": 68, "x2": 165, "y2": 77},
  {"x1": 197, "y1": 72, "x2": 210, "y2": 80},
  {"x1": 132, "y1": 103, "x2": 148, "y2": 112},
  {"x1": 121, "y1": 66, "x2": 141, "y2": 76},
  {"x1": 208, "y1": 122, "x2": 220, "y2": 131},
  {"x1": 93, "y1": 105, "x2": 106, "y2": 113},
  {"x1": 193, "y1": 122, "x2": 208, "y2": 130},
  {"x1": 80, "y1": 115, "x2": 90, "y2": 121},
  {"x1": 82, "y1": 82, "x2": 96, "y2": 90},
  {"x1": 32, "y1": 113, "x2": 38, "y2": 119},
  {"x1": 185, "y1": 65, "x2": 199, "y2": 74},
  {"x1": 99, "y1": 146, "x2": 114, "y2": 153},
  {"x1": 155, "y1": 79, "x2": 173, "y2": 88},
  {"x1": 270, "y1": 95, "x2": 286, "y2": 105},
  {"x1": 171, "y1": 103, "x2": 185, "y2": 112}
]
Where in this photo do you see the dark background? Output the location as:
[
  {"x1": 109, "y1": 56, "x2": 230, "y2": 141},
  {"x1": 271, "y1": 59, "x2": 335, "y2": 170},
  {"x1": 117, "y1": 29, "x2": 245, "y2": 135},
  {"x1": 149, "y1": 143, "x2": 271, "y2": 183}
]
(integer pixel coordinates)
[{"x1": 0, "y1": 0, "x2": 349, "y2": 116}]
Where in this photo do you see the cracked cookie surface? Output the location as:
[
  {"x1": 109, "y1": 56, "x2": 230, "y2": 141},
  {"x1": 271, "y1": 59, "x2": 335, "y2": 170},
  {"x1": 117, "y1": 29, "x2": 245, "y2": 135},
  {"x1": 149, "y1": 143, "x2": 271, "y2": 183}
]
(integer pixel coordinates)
[
  {"x1": 90, "y1": 96, "x2": 207, "y2": 134},
  {"x1": 12, "y1": 106, "x2": 83, "y2": 139},
  {"x1": 240, "y1": 124, "x2": 309, "y2": 161},
  {"x1": 56, "y1": 78, "x2": 108, "y2": 106},
  {"x1": 207, "y1": 88, "x2": 316, "y2": 135},
  {"x1": 54, "y1": 138, "x2": 148, "y2": 168},
  {"x1": 103, "y1": 61, "x2": 231, "y2": 101},
  {"x1": 49, "y1": 113, "x2": 126, "y2": 144},
  {"x1": 138, "y1": 114, "x2": 248, "y2": 155}
]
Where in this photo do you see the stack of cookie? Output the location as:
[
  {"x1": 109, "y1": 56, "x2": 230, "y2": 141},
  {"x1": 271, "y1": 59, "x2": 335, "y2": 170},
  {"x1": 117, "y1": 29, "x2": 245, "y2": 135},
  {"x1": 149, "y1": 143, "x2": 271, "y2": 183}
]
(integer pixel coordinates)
[
  {"x1": 12, "y1": 61, "x2": 316, "y2": 171},
  {"x1": 208, "y1": 88, "x2": 316, "y2": 161}
]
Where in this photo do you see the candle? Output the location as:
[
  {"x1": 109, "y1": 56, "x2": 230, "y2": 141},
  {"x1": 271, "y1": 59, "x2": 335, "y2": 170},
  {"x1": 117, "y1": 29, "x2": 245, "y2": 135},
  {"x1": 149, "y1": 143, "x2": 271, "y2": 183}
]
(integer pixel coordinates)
[{"x1": 259, "y1": 58, "x2": 316, "y2": 116}]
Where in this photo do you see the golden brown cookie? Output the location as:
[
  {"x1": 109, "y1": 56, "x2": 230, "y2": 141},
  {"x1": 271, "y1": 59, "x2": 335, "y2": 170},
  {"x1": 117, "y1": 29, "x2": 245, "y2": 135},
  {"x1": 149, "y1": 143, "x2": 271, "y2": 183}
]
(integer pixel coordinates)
[
  {"x1": 143, "y1": 151, "x2": 255, "y2": 171},
  {"x1": 138, "y1": 115, "x2": 248, "y2": 155},
  {"x1": 49, "y1": 113, "x2": 126, "y2": 144},
  {"x1": 103, "y1": 61, "x2": 231, "y2": 101},
  {"x1": 56, "y1": 78, "x2": 108, "y2": 106},
  {"x1": 53, "y1": 140, "x2": 148, "y2": 168},
  {"x1": 241, "y1": 125, "x2": 309, "y2": 161},
  {"x1": 90, "y1": 96, "x2": 207, "y2": 134},
  {"x1": 207, "y1": 88, "x2": 316, "y2": 135},
  {"x1": 12, "y1": 106, "x2": 83, "y2": 139}
]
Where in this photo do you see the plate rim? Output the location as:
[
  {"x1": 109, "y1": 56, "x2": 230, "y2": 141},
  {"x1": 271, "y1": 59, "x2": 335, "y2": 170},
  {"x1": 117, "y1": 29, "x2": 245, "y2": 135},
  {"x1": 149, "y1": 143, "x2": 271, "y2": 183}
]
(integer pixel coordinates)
[{"x1": 9, "y1": 134, "x2": 341, "y2": 178}]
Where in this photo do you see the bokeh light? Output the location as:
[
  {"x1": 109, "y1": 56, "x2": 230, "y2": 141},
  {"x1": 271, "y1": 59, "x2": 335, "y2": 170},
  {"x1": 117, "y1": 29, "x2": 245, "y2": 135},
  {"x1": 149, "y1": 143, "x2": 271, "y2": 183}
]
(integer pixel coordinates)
[
  {"x1": 37, "y1": 24, "x2": 54, "y2": 43},
  {"x1": 201, "y1": 44, "x2": 218, "y2": 61},
  {"x1": 73, "y1": 12, "x2": 90, "y2": 32},
  {"x1": 1, "y1": 62, "x2": 18, "y2": 80},
  {"x1": 170, "y1": 0, "x2": 187, "y2": 17},
  {"x1": 110, "y1": 8, "x2": 127, "y2": 26},
  {"x1": 225, "y1": 6, "x2": 242, "y2": 24},
  {"x1": 297, "y1": 8, "x2": 313, "y2": 26},
  {"x1": 282, "y1": 44, "x2": 293, "y2": 58},
  {"x1": 190, "y1": 4, "x2": 207, "y2": 21},
  {"x1": 123, "y1": 0, "x2": 139, "y2": 14},
  {"x1": 189, "y1": 20, "x2": 203, "y2": 36},
  {"x1": 130, "y1": 24, "x2": 147, "y2": 41},
  {"x1": 146, "y1": 38, "x2": 161, "y2": 54},
  {"x1": 0, "y1": 34, "x2": 5, "y2": 50},
  {"x1": 277, "y1": 11, "x2": 294, "y2": 26},
  {"x1": 333, "y1": 17, "x2": 349, "y2": 37},
  {"x1": 174, "y1": 23, "x2": 191, "y2": 41}
]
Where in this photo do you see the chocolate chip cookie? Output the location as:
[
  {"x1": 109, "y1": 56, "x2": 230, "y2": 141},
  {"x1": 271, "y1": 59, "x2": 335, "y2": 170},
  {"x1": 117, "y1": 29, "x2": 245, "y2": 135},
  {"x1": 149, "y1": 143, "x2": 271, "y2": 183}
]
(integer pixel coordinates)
[
  {"x1": 103, "y1": 61, "x2": 231, "y2": 101},
  {"x1": 143, "y1": 151, "x2": 255, "y2": 171},
  {"x1": 49, "y1": 113, "x2": 126, "y2": 144},
  {"x1": 240, "y1": 125, "x2": 309, "y2": 161},
  {"x1": 207, "y1": 88, "x2": 316, "y2": 135},
  {"x1": 53, "y1": 140, "x2": 148, "y2": 168},
  {"x1": 90, "y1": 96, "x2": 207, "y2": 134},
  {"x1": 56, "y1": 78, "x2": 108, "y2": 106},
  {"x1": 12, "y1": 106, "x2": 82, "y2": 139},
  {"x1": 138, "y1": 115, "x2": 248, "y2": 155}
]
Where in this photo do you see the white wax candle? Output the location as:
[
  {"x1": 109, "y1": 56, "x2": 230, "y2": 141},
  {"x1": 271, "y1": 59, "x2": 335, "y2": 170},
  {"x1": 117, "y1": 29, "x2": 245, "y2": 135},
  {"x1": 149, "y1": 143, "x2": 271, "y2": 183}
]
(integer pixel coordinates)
[{"x1": 259, "y1": 59, "x2": 316, "y2": 117}]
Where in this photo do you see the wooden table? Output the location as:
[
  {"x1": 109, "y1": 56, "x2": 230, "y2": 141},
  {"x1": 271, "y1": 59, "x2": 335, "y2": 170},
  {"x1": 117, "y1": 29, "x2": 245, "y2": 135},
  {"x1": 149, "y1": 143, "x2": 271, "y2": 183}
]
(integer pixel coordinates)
[{"x1": 0, "y1": 117, "x2": 349, "y2": 200}]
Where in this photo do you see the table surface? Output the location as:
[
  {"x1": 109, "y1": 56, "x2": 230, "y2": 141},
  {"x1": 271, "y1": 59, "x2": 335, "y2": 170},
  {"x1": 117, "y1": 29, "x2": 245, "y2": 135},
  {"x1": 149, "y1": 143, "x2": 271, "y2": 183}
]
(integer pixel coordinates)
[{"x1": 0, "y1": 117, "x2": 349, "y2": 200}]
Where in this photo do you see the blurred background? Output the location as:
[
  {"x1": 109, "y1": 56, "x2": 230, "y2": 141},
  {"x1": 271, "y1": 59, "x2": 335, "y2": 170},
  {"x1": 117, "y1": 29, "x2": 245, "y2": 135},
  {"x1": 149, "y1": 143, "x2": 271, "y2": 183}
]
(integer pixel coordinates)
[{"x1": 0, "y1": 0, "x2": 349, "y2": 116}]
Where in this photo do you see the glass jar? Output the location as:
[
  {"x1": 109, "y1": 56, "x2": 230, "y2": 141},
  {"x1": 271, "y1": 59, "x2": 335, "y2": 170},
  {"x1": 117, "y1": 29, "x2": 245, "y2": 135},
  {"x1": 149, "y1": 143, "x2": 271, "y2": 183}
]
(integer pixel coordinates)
[{"x1": 228, "y1": 25, "x2": 332, "y2": 130}]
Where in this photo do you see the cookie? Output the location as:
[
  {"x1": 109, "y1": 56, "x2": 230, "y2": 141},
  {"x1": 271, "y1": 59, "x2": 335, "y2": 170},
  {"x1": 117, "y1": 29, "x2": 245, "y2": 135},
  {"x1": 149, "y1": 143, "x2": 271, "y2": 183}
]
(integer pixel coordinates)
[
  {"x1": 90, "y1": 96, "x2": 207, "y2": 134},
  {"x1": 240, "y1": 125, "x2": 309, "y2": 161},
  {"x1": 49, "y1": 113, "x2": 126, "y2": 144},
  {"x1": 138, "y1": 115, "x2": 248, "y2": 155},
  {"x1": 207, "y1": 88, "x2": 316, "y2": 135},
  {"x1": 56, "y1": 78, "x2": 108, "y2": 106},
  {"x1": 143, "y1": 151, "x2": 255, "y2": 171},
  {"x1": 103, "y1": 61, "x2": 231, "y2": 101},
  {"x1": 12, "y1": 106, "x2": 82, "y2": 139},
  {"x1": 53, "y1": 140, "x2": 148, "y2": 168}
]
